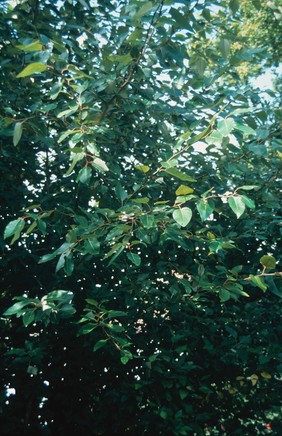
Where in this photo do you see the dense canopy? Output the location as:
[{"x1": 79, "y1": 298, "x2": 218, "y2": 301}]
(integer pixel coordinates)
[{"x1": 0, "y1": 0, "x2": 281, "y2": 434}]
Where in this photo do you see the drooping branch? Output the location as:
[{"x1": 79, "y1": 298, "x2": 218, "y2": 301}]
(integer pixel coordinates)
[{"x1": 98, "y1": 0, "x2": 165, "y2": 124}]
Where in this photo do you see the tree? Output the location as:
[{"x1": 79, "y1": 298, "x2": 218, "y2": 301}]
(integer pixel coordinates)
[{"x1": 0, "y1": 0, "x2": 281, "y2": 434}]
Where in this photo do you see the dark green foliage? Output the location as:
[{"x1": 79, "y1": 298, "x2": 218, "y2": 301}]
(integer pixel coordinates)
[{"x1": 0, "y1": 0, "x2": 281, "y2": 434}]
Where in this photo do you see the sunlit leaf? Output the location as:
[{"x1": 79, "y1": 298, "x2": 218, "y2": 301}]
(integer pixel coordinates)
[
  {"x1": 228, "y1": 196, "x2": 246, "y2": 218},
  {"x1": 237, "y1": 185, "x2": 259, "y2": 191},
  {"x1": 217, "y1": 118, "x2": 236, "y2": 136},
  {"x1": 249, "y1": 374, "x2": 258, "y2": 386},
  {"x1": 108, "y1": 53, "x2": 132, "y2": 66},
  {"x1": 134, "y1": 1, "x2": 154, "y2": 19},
  {"x1": 196, "y1": 200, "x2": 214, "y2": 221},
  {"x1": 92, "y1": 158, "x2": 109, "y2": 173},
  {"x1": 135, "y1": 165, "x2": 150, "y2": 173},
  {"x1": 4, "y1": 219, "x2": 24, "y2": 239},
  {"x1": 205, "y1": 130, "x2": 224, "y2": 145},
  {"x1": 164, "y1": 168, "x2": 196, "y2": 182},
  {"x1": 57, "y1": 104, "x2": 79, "y2": 119},
  {"x1": 17, "y1": 62, "x2": 47, "y2": 78},
  {"x1": 13, "y1": 122, "x2": 23, "y2": 146},
  {"x1": 172, "y1": 207, "x2": 192, "y2": 227},
  {"x1": 175, "y1": 185, "x2": 194, "y2": 195},
  {"x1": 3, "y1": 300, "x2": 33, "y2": 316},
  {"x1": 260, "y1": 255, "x2": 276, "y2": 270},
  {"x1": 235, "y1": 123, "x2": 256, "y2": 135},
  {"x1": 16, "y1": 40, "x2": 42, "y2": 51}
]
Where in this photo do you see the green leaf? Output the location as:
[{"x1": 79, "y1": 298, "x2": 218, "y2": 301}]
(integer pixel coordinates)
[
  {"x1": 108, "y1": 53, "x2": 132, "y2": 66},
  {"x1": 219, "y1": 289, "x2": 231, "y2": 302},
  {"x1": 126, "y1": 252, "x2": 141, "y2": 266},
  {"x1": 249, "y1": 275, "x2": 267, "y2": 291},
  {"x1": 13, "y1": 122, "x2": 23, "y2": 146},
  {"x1": 160, "y1": 409, "x2": 167, "y2": 420},
  {"x1": 84, "y1": 237, "x2": 100, "y2": 255},
  {"x1": 55, "y1": 253, "x2": 66, "y2": 273},
  {"x1": 106, "y1": 323, "x2": 124, "y2": 333},
  {"x1": 217, "y1": 118, "x2": 236, "y2": 136},
  {"x1": 76, "y1": 166, "x2": 92, "y2": 184},
  {"x1": 58, "y1": 129, "x2": 79, "y2": 144},
  {"x1": 93, "y1": 339, "x2": 109, "y2": 352},
  {"x1": 16, "y1": 40, "x2": 42, "y2": 51},
  {"x1": 164, "y1": 168, "x2": 196, "y2": 182},
  {"x1": 266, "y1": 277, "x2": 282, "y2": 298},
  {"x1": 22, "y1": 310, "x2": 35, "y2": 327},
  {"x1": 234, "y1": 123, "x2": 256, "y2": 135},
  {"x1": 260, "y1": 255, "x2": 276, "y2": 270},
  {"x1": 230, "y1": 0, "x2": 240, "y2": 14},
  {"x1": 65, "y1": 154, "x2": 83, "y2": 176},
  {"x1": 25, "y1": 220, "x2": 38, "y2": 235},
  {"x1": 175, "y1": 185, "x2": 194, "y2": 195},
  {"x1": 4, "y1": 219, "x2": 24, "y2": 239},
  {"x1": 162, "y1": 160, "x2": 179, "y2": 169},
  {"x1": 91, "y1": 158, "x2": 109, "y2": 173},
  {"x1": 57, "y1": 104, "x2": 79, "y2": 119},
  {"x1": 140, "y1": 214, "x2": 155, "y2": 228},
  {"x1": 172, "y1": 207, "x2": 192, "y2": 227},
  {"x1": 228, "y1": 286, "x2": 250, "y2": 298},
  {"x1": 59, "y1": 305, "x2": 76, "y2": 318},
  {"x1": 47, "y1": 290, "x2": 73, "y2": 301},
  {"x1": 107, "y1": 246, "x2": 125, "y2": 266},
  {"x1": 179, "y1": 130, "x2": 191, "y2": 140},
  {"x1": 241, "y1": 195, "x2": 255, "y2": 209},
  {"x1": 16, "y1": 62, "x2": 47, "y2": 78},
  {"x1": 106, "y1": 310, "x2": 127, "y2": 319},
  {"x1": 115, "y1": 185, "x2": 127, "y2": 202},
  {"x1": 221, "y1": 242, "x2": 236, "y2": 249},
  {"x1": 134, "y1": 1, "x2": 154, "y2": 19},
  {"x1": 3, "y1": 300, "x2": 33, "y2": 316},
  {"x1": 10, "y1": 223, "x2": 25, "y2": 244},
  {"x1": 196, "y1": 200, "x2": 214, "y2": 221},
  {"x1": 80, "y1": 324, "x2": 97, "y2": 334},
  {"x1": 237, "y1": 185, "x2": 259, "y2": 191},
  {"x1": 219, "y1": 39, "x2": 230, "y2": 57},
  {"x1": 190, "y1": 55, "x2": 207, "y2": 77},
  {"x1": 170, "y1": 7, "x2": 191, "y2": 29},
  {"x1": 132, "y1": 197, "x2": 150, "y2": 204},
  {"x1": 121, "y1": 356, "x2": 130, "y2": 364},
  {"x1": 228, "y1": 196, "x2": 246, "y2": 218},
  {"x1": 135, "y1": 165, "x2": 150, "y2": 173},
  {"x1": 37, "y1": 219, "x2": 46, "y2": 236},
  {"x1": 85, "y1": 299, "x2": 99, "y2": 307},
  {"x1": 209, "y1": 241, "x2": 222, "y2": 253},
  {"x1": 175, "y1": 194, "x2": 196, "y2": 204},
  {"x1": 179, "y1": 279, "x2": 192, "y2": 294},
  {"x1": 50, "y1": 82, "x2": 63, "y2": 100},
  {"x1": 205, "y1": 130, "x2": 223, "y2": 145},
  {"x1": 38, "y1": 251, "x2": 58, "y2": 264}
]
